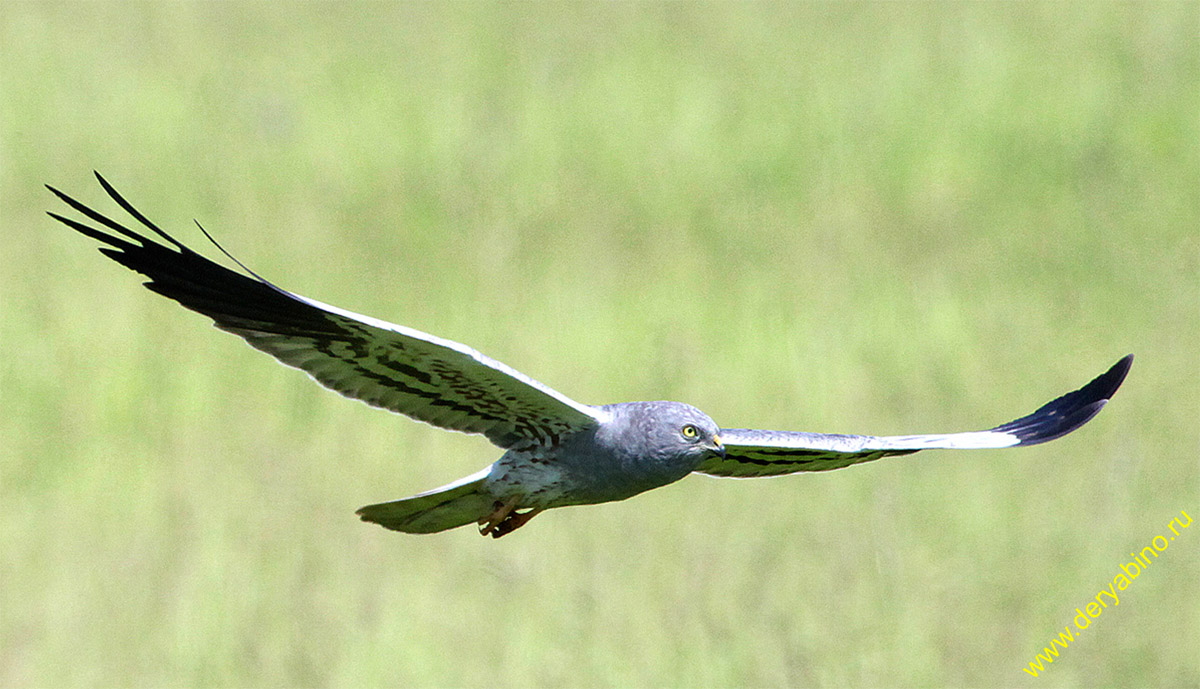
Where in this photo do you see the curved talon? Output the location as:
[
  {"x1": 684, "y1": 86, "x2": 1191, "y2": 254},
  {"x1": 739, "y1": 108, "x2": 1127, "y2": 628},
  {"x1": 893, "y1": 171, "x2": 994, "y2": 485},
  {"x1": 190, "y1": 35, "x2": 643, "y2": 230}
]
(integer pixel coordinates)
[
  {"x1": 478, "y1": 499, "x2": 519, "y2": 536},
  {"x1": 490, "y1": 508, "x2": 543, "y2": 538}
]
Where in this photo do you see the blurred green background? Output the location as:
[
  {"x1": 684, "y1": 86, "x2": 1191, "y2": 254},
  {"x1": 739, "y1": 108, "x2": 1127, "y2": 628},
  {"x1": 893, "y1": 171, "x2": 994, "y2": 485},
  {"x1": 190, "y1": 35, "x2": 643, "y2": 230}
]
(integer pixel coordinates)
[{"x1": 2, "y1": 3, "x2": 1196, "y2": 687}]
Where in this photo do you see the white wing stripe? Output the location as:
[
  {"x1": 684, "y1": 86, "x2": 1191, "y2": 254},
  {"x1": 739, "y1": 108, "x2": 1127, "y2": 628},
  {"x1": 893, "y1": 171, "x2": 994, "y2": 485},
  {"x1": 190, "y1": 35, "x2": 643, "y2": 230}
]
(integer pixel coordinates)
[
  {"x1": 291, "y1": 292, "x2": 608, "y2": 426},
  {"x1": 872, "y1": 431, "x2": 1019, "y2": 450}
]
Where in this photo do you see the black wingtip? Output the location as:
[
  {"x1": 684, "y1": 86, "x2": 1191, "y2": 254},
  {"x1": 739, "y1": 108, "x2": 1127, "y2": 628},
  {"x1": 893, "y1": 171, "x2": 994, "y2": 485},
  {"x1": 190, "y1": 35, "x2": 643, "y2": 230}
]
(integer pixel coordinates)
[
  {"x1": 1110, "y1": 353, "x2": 1134, "y2": 390},
  {"x1": 992, "y1": 354, "x2": 1133, "y2": 446},
  {"x1": 1083, "y1": 354, "x2": 1133, "y2": 407},
  {"x1": 49, "y1": 174, "x2": 344, "y2": 340},
  {"x1": 94, "y1": 172, "x2": 189, "y2": 251}
]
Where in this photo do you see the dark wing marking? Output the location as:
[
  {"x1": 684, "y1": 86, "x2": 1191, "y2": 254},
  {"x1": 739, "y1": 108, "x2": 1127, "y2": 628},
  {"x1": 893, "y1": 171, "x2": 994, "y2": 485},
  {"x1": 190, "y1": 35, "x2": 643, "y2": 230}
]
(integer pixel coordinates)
[
  {"x1": 698, "y1": 355, "x2": 1132, "y2": 478},
  {"x1": 47, "y1": 173, "x2": 607, "y2": 448}
]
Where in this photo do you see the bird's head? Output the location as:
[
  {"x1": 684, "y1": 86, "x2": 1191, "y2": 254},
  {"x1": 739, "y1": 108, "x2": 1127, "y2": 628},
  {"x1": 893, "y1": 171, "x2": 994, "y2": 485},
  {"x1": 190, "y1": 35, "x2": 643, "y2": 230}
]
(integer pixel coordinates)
[{"x1": 602, "y1": 401, "x2": 725, "y2": 467}]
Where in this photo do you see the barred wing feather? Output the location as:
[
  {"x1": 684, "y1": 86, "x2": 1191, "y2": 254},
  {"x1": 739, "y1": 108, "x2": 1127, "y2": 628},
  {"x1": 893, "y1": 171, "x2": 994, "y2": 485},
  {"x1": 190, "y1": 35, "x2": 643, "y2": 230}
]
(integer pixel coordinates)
[
  {"x1": 699, "y1": 355, "x2": 1132, "y2": 478},
  {"x1": 47, "y1": 173, "x2": 605, "y2": 449}
]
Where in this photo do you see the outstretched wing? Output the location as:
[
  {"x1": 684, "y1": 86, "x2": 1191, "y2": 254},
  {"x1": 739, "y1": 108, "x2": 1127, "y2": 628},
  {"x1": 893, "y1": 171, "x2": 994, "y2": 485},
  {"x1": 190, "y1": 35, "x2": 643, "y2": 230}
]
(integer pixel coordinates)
[
  {"x1": 47, "y1": 173, "x2": 607, "y2": 448},
  {"x1": 698, "y1": 355, "x2": 1132, "y2": 477}
]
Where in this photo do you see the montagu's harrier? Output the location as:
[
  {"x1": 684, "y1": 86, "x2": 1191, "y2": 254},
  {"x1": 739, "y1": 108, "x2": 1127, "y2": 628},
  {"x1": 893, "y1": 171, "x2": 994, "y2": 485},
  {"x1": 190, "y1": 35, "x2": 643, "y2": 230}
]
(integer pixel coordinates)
[{"x1": 47, "y1": 174, "x2": 1132, "y2": 538}]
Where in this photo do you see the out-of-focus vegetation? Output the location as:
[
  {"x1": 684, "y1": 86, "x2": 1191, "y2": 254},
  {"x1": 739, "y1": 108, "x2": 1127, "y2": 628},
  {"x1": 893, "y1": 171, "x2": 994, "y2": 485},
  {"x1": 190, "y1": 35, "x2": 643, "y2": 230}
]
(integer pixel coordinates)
[{"x1": 1, "y1": 3, "x2": 1196, "y2": 687}]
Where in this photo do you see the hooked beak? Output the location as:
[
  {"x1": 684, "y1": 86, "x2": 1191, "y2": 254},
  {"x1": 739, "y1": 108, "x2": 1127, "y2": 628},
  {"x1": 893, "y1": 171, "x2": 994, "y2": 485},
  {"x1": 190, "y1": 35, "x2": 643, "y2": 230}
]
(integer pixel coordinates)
[{"x1": 711, "y1": 433, "x2": 726, "y2": 459}]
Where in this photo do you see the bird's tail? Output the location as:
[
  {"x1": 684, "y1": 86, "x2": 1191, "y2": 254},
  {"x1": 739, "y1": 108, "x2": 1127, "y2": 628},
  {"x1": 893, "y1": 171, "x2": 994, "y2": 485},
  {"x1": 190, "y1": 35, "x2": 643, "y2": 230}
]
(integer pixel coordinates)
[{"x1": 356, "y1": 468, "x2": 495, "y2": 534}]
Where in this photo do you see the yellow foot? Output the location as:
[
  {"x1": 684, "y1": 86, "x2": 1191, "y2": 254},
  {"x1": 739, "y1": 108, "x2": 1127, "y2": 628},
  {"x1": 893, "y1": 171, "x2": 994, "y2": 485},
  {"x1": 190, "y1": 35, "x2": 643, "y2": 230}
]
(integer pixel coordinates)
[
  {"x1": 478, "y1": 498, "x2": 518, "y2": 536},
  {"x1": 490, "y1": 508, "x2": 543, "y2": 538},
  {"x1": 478, "y1": 499, "x2": 542, "y2": 538}
]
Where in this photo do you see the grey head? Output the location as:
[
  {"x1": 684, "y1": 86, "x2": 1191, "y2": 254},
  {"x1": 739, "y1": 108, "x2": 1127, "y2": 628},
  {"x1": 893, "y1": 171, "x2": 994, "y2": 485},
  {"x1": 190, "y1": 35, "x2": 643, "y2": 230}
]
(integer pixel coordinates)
[
  {"x1": 551, "y1": 401, "x2": 725, "y2": 504},
  {"x1": 598, "y1": 401, "x2": 723, "y2": 461}
]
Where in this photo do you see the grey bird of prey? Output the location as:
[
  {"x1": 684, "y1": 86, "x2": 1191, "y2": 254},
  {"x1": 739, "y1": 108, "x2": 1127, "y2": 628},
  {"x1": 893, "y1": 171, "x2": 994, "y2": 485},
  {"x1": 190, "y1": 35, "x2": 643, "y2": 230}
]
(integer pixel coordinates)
[{"x1": 47, "y1": 174, "x2": 1133, "y2": 538}]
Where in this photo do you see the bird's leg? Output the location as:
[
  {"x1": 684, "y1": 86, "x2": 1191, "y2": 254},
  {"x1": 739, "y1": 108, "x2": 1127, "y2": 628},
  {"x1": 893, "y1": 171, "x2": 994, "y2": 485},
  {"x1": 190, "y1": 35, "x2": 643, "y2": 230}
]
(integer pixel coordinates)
[
  {"x1": 478, "y1": 498, "x2": 520, "y2": 536},
  {"x1": 478, "y1": 499, "x2": 543, "y2": 538},
  {"x1": 490, "y1": 508, "x2": 543, "y2": 538}
]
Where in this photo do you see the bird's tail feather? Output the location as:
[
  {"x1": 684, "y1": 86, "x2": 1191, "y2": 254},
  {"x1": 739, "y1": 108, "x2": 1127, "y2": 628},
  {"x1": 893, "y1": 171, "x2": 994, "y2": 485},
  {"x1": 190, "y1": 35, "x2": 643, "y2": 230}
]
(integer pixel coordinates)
[{"x1": 356, "y1": 468, "x2": 494, "y2": 534}]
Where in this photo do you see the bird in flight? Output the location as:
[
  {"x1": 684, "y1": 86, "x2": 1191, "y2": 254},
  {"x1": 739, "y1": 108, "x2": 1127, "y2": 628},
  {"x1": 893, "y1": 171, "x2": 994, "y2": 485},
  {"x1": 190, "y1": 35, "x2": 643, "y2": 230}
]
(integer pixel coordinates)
[{"x1": 47, "y1": 173, "x2": 1133, "y2": 538}]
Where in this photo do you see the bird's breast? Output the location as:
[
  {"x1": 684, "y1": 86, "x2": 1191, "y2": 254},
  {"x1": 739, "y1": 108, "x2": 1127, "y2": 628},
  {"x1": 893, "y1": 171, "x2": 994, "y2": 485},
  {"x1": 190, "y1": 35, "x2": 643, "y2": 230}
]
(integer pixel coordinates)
[{"x1": 486, "y1": 440, "x2": 695, "y2": 509}]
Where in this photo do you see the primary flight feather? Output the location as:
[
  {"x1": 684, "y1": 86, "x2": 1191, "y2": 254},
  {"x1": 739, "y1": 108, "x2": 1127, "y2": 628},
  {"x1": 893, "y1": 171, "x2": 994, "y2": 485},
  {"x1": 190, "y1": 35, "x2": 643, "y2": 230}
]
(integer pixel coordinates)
[{"x1": 47, "y1": 173, "x2": 1132, "y2": 537}]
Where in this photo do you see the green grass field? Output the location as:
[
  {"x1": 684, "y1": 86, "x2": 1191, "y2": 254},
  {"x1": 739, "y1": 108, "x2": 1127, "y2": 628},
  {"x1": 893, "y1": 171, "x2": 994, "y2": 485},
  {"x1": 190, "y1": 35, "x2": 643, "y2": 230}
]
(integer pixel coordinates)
[{"x1": 2, "y1": 3, "x2": 1196, "y2": 687}]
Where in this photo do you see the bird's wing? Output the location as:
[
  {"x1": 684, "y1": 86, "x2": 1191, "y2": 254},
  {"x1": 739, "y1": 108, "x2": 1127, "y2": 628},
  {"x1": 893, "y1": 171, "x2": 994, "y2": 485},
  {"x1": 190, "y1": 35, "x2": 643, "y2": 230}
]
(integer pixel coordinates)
[
  {"x1": 698, "y1": 355, "x2": 1132, "y2": 478},
  {"x1": 47, "y1": 173, "x2": 607, "y2": 448}
]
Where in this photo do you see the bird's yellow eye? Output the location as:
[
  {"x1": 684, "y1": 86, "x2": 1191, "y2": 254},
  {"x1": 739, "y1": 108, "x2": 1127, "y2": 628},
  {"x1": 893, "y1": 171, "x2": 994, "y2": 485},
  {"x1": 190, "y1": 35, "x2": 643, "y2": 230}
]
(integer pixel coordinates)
[{"x1": 682, "y1": 424, "x2": 699, "y2": 439}]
